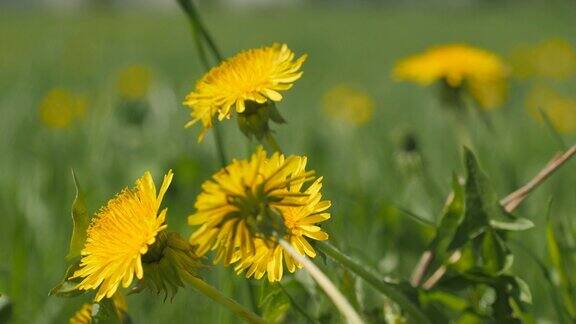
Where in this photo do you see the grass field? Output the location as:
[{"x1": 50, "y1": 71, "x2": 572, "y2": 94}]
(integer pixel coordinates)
[{"x1": 1, "y1": 2, "x2": 576, "y2": 323}]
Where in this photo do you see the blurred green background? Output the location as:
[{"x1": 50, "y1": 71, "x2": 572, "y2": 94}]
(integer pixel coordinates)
[{"x1": 1, "y1": 0, "x2": 575, "y2": 322}]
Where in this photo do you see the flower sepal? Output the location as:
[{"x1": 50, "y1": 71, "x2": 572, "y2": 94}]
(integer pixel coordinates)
[
  {"x1": 49, "y1": 259, "x2": 86, "y2": 298},
  {"x1": 135, "y1": 231, "x2": 203, "y2": 301},
  {"x1": 237, "y1": 101, "x2": 286, "y2": 141}
]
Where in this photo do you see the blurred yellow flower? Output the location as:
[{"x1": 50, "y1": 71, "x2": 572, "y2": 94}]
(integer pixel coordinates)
[
  {"x1": 511, "y1": 38, "x2": 576, "y2": 79},
  {"x1": 323, "y1": 85, "x2": 374, "y2": 125},
  {"x1": 39, "y1": 88, "x2": 87, "y2": 129},
  {"x1": 71, "y1": 171, "x2": 173, "y2": 301},
  {"x1": 393, "y1": 44, "x2": 509, "y2": 110},
  {"x1": 183, "y1": 43, "x2": 307, "y2": 141},
  {"x1": 117, "y1": 65, "x2": 152, "y2": 100},
  {"x1": 69, "y1": 304, "x2": 92, "y2": 324},
  {"x1": 189, "y1": 147, "x2": 330, "y2": 282},
  {"x1": 526, "y1": 86, "x2": 576, "y2": 133}
]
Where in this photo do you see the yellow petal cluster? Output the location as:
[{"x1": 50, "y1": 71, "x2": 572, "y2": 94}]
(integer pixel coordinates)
[
  {"x1": 69, "y1": 304, "x2": 92, "y2": 324},
  {"x1": 183, "y1": 43, "x2": 306, "y2": 141},
  {"x1": 188, "y1": 147, "x2": 330, "y2": 282},
  {"x1": 39, "y1": 88, "x2": 87, "y2": 129},
  {"x1": 511, "y1": 38, "x2": 576, "y2": 79},
  {"x1": 117, "y1": 64, "x2": 152, "y2": 100},
  {"x1": 323, "y1": 84, "x2": 375, "y2": 125},
  {"x1": 393, "y1": 44, "x2": 509, "y2": 109},
  {"x1": 71, "y1": 170, "x2": 173, "y2": 301},
  {"x1": 526, "y1": 86, "x2": 576, "y2": 133}
]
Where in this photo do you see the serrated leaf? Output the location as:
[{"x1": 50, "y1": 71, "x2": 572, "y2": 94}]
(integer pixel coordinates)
[
  {"x1": 429, "y1": 174, "x2": 465, "y2": 261},
  {"x1": 66, "y1": 170, "x2": 90, "y2": 260},
  {"x1": 449, "y1": 148, "x2": 531, "y2": 250},
  {"x1": 49, "y1": 260, "x2": 84, "y2": 298},
  {"x1": 480, "y1": 230, "x2": 513, "y2": 275}
]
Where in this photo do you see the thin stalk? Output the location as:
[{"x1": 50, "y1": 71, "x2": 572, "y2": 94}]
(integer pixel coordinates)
[
  {"x1": 278, "y1": 282, "x2": 318, "y2": 324},
  {"x1": 176, "y1": 0, "x2": 228, "y2": 167},
  {"x1": 316, "y1": 241, "x2": 431, "y2": 324},
  {"x1": 279, "y1": 239, "x2": 363, "y2": 324},
  {"x1": 264, "y1": 132, "x2": 284, "y2": 154},
  {"x1": 181, "y1": 272, "x2": 266, "y2": 324}
]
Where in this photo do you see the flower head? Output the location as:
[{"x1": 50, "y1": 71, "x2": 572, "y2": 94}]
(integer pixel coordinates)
[
  {"x1": 117, "y1": 64, "x2": 152, "y2": 100},
  {"x1": 526, "y1": 86, "x2": 576, "y2": 133},
  {"x1": 188, "y1": 147, "x2": 330, "y2": 282},
  {"x1": 71, "y1": 170, "x2": 173, "y2": 301},
  {"x1": 393, "y1": 44, "x2": 509, "y2": 109},
  {"x1": 183, "y1": 43, "x2": 306, "y2": 141},
  {"x1": 39, "y1": 88, "x2": 87, "y2": 129},
  {"x1": 323, "y1": 84, "x2": 375, "y2": 125},
  {"x1": 511, "y1": 38, "x2": 576, "y2": 79}
]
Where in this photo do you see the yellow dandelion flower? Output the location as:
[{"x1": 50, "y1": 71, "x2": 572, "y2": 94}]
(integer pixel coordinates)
[
  {"x1": 511, "y1": 38, "x2": 576, "y2": 79},
  {"x1": 69, "y1": 304, "x2": 92, "y2": 324},
  {"x1": 188, "y1": 147, "x2": 330, "y2": 282},
  {"x1": 39, "y1": 88, "x2": 87, "y2": 129},
  {"x1": 117, "y1": 64, "x2": 152, "y2": 100},
  {"x1": 526, "y1": 86, "x2": 576, "y2": 133},
  {"x1": 323, "y1": 84, "x2": 375, "y2": 125},
  {"x1": 183, "y1": 43, "x2": 307, "y2": 141},
  {"x1": 71, "y1": 170, "x2": 173, "y2": 301},
  {"x1": 393, "y1": 44, "x2": 509, "y2": 110}
]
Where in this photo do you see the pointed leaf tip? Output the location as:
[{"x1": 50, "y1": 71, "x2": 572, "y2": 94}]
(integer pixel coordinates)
[{"x1": 66, "y1": 169, "x2": 89, "y2": 260}]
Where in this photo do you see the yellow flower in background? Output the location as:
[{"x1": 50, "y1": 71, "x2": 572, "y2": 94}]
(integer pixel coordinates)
[
  {"x1": 69, "y1": 304, "x2": 92, "y2": 324},
  {"x1": 526, "y1": 86, "x2": 576, "y2": 133},
  {"x1": 189, "y1": 147, "x2": 330, "y2": 282},
  {"x1": 183, "y1": 43, "x2": 307, "y2": 141},
  {"x1": 117, "y1": 65, "x2": 152, "y2": 100},
  {"x1": 393, "y1": 44, "x2": 509, "y2": 110},
  {"x1": 71, "y1": 171, "x2": 173, "y2": 301},
  {"x1": 323, "y1": 85, "x2": 375, "y2": 125},
  {"x1": 39, "y1": 88, "x2": 87, "y2": 129},
  {"x1": 511, "y1": 38, "x2": 576, "y2": 79}
]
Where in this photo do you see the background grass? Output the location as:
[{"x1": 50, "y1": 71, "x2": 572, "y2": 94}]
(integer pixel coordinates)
[{"x1": 1, "y1": 2, "x2": 575, "y2": 322}]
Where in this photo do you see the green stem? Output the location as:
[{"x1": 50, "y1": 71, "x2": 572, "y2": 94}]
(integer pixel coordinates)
[
  {"x1": 181, "y1": 272, "x2": 266, "y2": 324},
  {"x1": 176, "y1": 0, "x2": 228, "y2": 167},
  {"x1": 316, "y1": 241, "x2": 431, "y2": 324},
  {"x1": 264, "y1": 132, "x2": 283, "y2": 154}
]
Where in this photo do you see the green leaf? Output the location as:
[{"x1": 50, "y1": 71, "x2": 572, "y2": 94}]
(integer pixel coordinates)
[
  {"x1": 93, "y1": 299, "x2": 121, "y2": 324},
  {"x1": 0, "y1": 295, "x2": 13, "y2": 324},
  {"x1": 428, "y1": 174, "x2": 465, "y2": 261},
  {"x1": 258, "y1": 282, "x2": 290, "y2": 322},
  {"x1": 49, "y1": 260, "x2": 84, "y2": 298},
  {"x1": 489, "y1": 218, "x2": 534, "y2": 231},
  {"x1": 480, "y1": 230, "x2": 513, "y2": 275},
  {"x1": 66, "y1": 170, "x2": 90, "y2": 261},
  {"x1": 341, "y1": 270, "x2": 362, "y2": 312},
  {"x1": 449, "y1": 148, "x2": 532, "y2": 250},
  {"x1": 546, "y1": 212, "x2": 576, "y2": 318}
]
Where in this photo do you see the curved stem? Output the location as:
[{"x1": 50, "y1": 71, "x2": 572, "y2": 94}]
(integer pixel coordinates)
[
  {"x1": 316, "y1": 241, "x2": 431, "y2": 324},
  {"x1": 264, "y1": 132, "x2": 283, "y2": 154},
  {"x1": 181, "y1": 272, "x2": 266, "y2": 324},
  {"x1": 279, "y1": 239, "x2": 363, "y2": 324}
]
